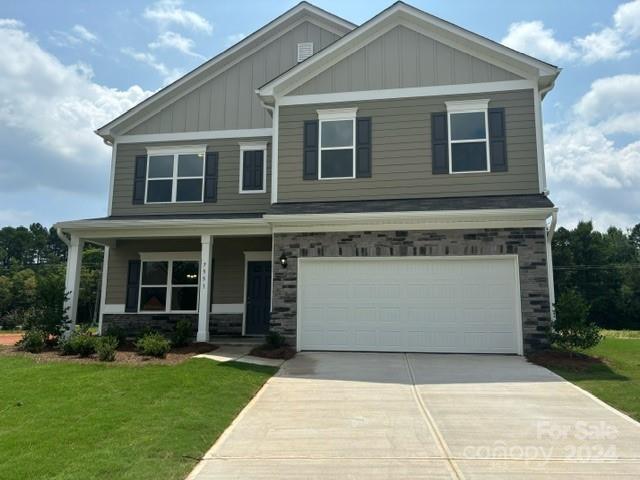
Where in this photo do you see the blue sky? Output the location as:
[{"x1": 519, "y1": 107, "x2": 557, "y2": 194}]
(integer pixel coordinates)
[{"x1": 0, "y1": 0, "x2": 639, "y2": 229}]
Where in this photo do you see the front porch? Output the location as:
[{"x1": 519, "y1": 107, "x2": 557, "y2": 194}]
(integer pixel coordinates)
[{"x1": 58, "y1": 226, "x2": 274, "y2": 342}]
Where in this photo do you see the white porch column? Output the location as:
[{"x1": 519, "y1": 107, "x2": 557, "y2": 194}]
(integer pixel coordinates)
[
  {"x1": 63, "y1": 235, "x2": 84, "y2": 333},
  {"x1": 197, "y1": 235, "x2": 213, "y2": 342}
]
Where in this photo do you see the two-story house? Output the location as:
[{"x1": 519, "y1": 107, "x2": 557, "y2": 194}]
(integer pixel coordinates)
[{"x1": 55, "y1": 1, "x2": 560, "y2": 355}]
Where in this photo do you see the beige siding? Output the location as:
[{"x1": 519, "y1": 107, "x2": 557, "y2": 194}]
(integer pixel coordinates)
[
  {"x1": 123, "y1": 21, "x2": 341, "y2": 135},
  {"x1": 105, "y1": 237, "x2": 271, "y2": 305},
  {"x1": 277, "y1": 89, "x2": 539, "y2": 202},
  {"x1": 290, "y1": 26, "x2": 522, "y2": 96},
  {"x1": 111, "y1": 138, "x2": 271, "y2": 216}
]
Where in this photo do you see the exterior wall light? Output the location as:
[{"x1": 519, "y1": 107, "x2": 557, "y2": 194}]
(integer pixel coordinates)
[{"x1": 279, "y1": 252, "x2": 288, "y2": 268}]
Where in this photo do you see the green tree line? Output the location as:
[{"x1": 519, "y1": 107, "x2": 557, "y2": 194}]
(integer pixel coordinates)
[{"x1": 0, "y1": 224, "x2": 103, "y2": 330}]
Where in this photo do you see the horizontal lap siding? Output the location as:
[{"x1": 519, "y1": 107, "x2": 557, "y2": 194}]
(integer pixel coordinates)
[
  {"x1": 105, "y1": 237, "x2": 271, "y2": 305},
  {"x1": 111, "y1": 138, "x2": 271, "y2": 215},
  {"x1": 277, "y1": 89, "x2": 539, "y2": 202}
]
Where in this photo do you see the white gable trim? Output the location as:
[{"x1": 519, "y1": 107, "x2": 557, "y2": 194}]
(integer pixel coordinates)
[
  {"x1": 278, "y1": 80, "x2": 535, "y2": 106},
  {"x1": 96, "y1": 4, "x2": 354, "y2": 139},
  {"x1": 259, "y1": 3, "x2": 558, "y2": 99}
]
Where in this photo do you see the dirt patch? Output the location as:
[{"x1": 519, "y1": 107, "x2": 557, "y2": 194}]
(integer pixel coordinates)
[
  {"x1": 249, "y1": 345, "x2": 296, "y2": 360},
  {"x1": 0, "y1": 342, "x2": 218, "y2": 365},
  {"x1": 0, "y1": 333, "x2": 21, "y2": 346},
  {"x1": 528, "y1": 349, "x2": 607, "y2": 372}
]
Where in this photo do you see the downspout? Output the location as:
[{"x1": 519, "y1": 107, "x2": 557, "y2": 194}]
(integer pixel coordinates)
[
  {"x1": 546, "y1": 208, "x2": 558, "y2": 322},
  {"x1": 56, "y1": 227, "x2": 71, "y2": 247},
  {"x1": 260, "y1": 99, "x2": 278, "y2": 205}
]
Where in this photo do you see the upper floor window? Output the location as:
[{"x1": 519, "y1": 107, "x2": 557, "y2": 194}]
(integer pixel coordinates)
[
  {"x1": 317, "y1": 107, "x2": 357, "y2": 180},
  {"x1": 445, "y1": 99, "x2": 490, "y2": 174},
  {"x1": 239, "y1": 142, "x2": 267, "y2": 193},
  {"x1": 146, "y1": 146, "x2": 206, "y2": 203}
]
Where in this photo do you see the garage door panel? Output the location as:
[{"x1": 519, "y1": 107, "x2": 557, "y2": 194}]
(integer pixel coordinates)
[{"x1": 298, "y1": 257, "x2": 521, "y2": 354}]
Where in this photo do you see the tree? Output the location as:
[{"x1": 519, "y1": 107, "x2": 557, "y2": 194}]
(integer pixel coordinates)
[{"x1": 551, "y1": 289, "x2": 601, "y2": 353}]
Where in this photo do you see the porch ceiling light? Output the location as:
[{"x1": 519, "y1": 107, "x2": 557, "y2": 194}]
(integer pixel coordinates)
[{"x1": 279, "y1": 252, "x2": 288, "y2": 268}]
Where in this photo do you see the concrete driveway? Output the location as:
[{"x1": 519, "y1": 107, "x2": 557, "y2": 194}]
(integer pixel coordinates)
[{"x1": 188, "y1": 352, "x2": 640, "y2": 479}]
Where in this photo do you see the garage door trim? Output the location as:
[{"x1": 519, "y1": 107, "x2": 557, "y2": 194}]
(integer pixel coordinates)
[{"x1": 296, "y1": 255, "x2": 524, "y2": 355}]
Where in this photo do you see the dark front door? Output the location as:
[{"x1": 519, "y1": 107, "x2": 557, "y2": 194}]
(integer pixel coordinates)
[{"x1": 245, "y1": 261, "x2": 272, "y2": 335}]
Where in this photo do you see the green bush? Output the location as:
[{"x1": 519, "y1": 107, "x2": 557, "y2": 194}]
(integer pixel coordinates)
[
  {"x1": 96, "y1": 336, "x2": 119, "y2": 362},
  {"x1": 265, "y1": 330, "x2": 286, "y2": 349},
  {"x1": 0, "y1": 309, "x2": 22, "y2": 330},
  {"x1": 104, "y1": 325, "x2": 127, "y2": 345},
  {"x1": 171, "y1": 319, "x2": 193, "y2": 348},
  {"x1": 16, "y1": 329, "x2": 46, "y2": 353},
  {"x1": 59, "y1": 328, "x2": 96, "y2": 357},
  {"x1": 22, "y1": 271, "x2": 69, "y2": 340},
  {"x1": 136, "y1": 332, "x2": 171, "y2": 358},
  {"x1": 551, "y1": 289, "x2": 602, "y2": 352}
]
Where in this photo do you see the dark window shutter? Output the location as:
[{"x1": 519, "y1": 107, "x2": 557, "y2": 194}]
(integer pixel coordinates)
[
  {"x1": 303, "y1": 120, "x2": 318, "y2": 180},
  {"x1": 356, "y1": 117, "x2": 372, "y2": 178},
  {"x1": 125, "y1": 260, "x2": 141, "y2": 313},
  {"x1": 133, "y1": 155, "x2": 147, "y2": 204},
  {"x1": 488, "y1": 108, "x2": 508, "y2": 172},
  {"x1": 431, "y1": 112, "x2": 449, "y2": 174},
  {"x1": 204, "y1": 152, "x2": 219, "y2": 202}
]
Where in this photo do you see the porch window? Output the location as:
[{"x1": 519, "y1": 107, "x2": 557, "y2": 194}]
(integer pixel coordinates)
[
  {"x1": 445, "y1": 99, "x2": 490, "y2": 173},
  {"x1": 146, "y1": 146, "x2": 206, "y2": 203},
  {"x1": 139, "y1": 256, "x2": 199, "y2": 312},
  {"x1": 318, "y1": 107, "x2": 357, "y2": 179}
]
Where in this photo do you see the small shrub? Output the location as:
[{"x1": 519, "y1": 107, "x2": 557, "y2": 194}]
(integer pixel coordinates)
[
  {"x1": 136, "y1": 332, "x2": 171, "y2": 358},
  {"x1": 551, "y1": 289, "x2": 602, "y2": 353},
  {"x1": 16, "y1": 329, "x2": 46, "y2": 353},
  {"x1": 265, "y1": 330, "x2": 286, "y2": 349},
  {"x1": 104, "y1": 325, "x2": 127, "y2": 345},
  {"x1": 96, "y1": 336, "x2": 119, "y2": 362},
  {"x1": 171, "y1": 319, "x2": 193, "y2": 348},
  {"x1": 59, "y1": 328, "x2": 96, "y2": 357}
]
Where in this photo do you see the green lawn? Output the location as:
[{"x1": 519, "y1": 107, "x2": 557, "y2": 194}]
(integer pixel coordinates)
[
  {"x1": 546, "y1": 332, "x2": 640, "y2": 422},
  {"x1": 0, "y1": 356, "x2": 276, "y2": 480}
]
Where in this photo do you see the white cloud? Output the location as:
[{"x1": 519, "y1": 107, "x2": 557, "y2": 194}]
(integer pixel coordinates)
[
  {"x1": 143, "y1": 0, "x2": 213, "y2": 34},
  {"x1": 502, "y1": 0, "x2": 640, "y2": 64},
  {"x1": 225, "y1": 32, "x2": 246, "y2": 47},
  {"x1": 0, "y1": 19, "x2": 23, "y2": 28},
  {"x1": 121, "y1": 47, "x2": 182, "y2": 83},
  {"x1": 72, "y1": 25, "x2": 97, "y2": 43},
  {"x1": 149, "y1": 31, "x2": 204, "y2": 58},
  {"x1": 545, "y1": 74, "x2": 640, "y2": 229},
  {"x1": 0, "y1": 19, "x2": 151, "y2": 196}
]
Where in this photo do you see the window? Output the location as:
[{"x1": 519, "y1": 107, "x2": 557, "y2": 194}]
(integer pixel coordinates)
[
  {"x1": 297, "y1": 42, "x2": 314, "y2": 62},
  {"x1": 146, "y1": 146, "x2": 206, "y2": 203},
  {"x1": 318, "y1": 108, "x2": 357, "y2": 179},
  {"x1": 445, "y1": 99, "x2": 490, "y2": 174},
  {"x1": 139, "y1": 254, "x2": 199, "y2": 312},
  {"x1": 239, "y1": 142, "x2": 267, "y2": 193}
]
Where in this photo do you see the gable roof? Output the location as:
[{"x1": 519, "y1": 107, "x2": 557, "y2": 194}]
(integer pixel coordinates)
[
  {"x1": 96, "y1": 2, "x2": 355, "y2": 142},
  {"x1": 257, "y1": 1, "x2": 560, "y2": 101}
]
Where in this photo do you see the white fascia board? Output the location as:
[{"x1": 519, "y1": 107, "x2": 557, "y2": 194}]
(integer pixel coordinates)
[
  {"x1": 279, "y1": 80, "x2": 536, "y2": 106},
  {"x1": 260, "y1": 4, "x2": 558, "y2": 99},
  {"x1": 96, "y1": 4, "x2": 354, "y2": 138},
  {"x1": 116, "y1": 128, "x2": 272, "y2": 144}
]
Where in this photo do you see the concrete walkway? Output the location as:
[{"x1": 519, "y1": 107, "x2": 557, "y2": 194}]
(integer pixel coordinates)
[
  {"x1": 195, "y1": 345, "x2": 285, "y2": 367},
  {"x1": 188, "y1": 352, "x2": 640, "y2": 479}
]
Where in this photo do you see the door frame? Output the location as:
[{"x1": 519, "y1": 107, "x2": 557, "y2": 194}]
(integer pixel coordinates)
[
  {"x1": 296, "y1": 255, "x2": 524, "y2": 355},
  {"x1": 242, "y1": 251, "x2": 272, "y2": 336}
]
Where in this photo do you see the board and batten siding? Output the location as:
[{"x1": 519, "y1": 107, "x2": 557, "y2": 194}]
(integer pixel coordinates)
[
  {"x1": 105, "y1": 237, "x2": 272, "y2": 305},
  {"x1": 290, "y1": 26, "x2": 522, "y2": 96},
  {"x1": 277, "y1": 89, "x2": 539, "y2": 202},
  {"x1": 111, "y1": 138, "x2": 271, "y2": 216},
  {"x1": 122, "y1": 21, "x2": 341, "y2": 135}
]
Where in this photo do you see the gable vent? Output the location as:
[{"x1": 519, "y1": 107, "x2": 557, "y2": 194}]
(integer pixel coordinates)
[{"x1": 297, "y1": 42, "x2": 314, "y2": 62}]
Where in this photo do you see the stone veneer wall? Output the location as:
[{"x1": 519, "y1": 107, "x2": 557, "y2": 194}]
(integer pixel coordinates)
[
  {"x1": 271, "y1": 228, "x2": 551, "y2": 353},
  {"x1": 101, "y1": 313, "x2": 243, "y2": 338}
]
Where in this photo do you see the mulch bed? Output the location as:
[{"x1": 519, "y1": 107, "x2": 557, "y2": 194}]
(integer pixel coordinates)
[
  {"x1": 249, "y1": 345, "x2": 296, "y2": 360},
  {"x1": 527, "y1": 349, "x2": 607, "y2": 372},
  {"x1": 0, "y1": 342, "x2": 218, "y2": 365}
]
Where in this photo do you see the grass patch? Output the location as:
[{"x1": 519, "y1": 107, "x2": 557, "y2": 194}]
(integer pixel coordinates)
[
  {"x1": 0, "y1": 356, "x2": 275, "y2": 480},
  {"x1": 537, "y1": 332, "x2": 640, "y2": 422},
  {"x1": 600, "y1": 329, "x2": 640, "y2": 339}
]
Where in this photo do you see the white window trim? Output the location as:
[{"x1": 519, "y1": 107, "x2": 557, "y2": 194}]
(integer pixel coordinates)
[
  {"x1": 445, "y1": 99, "x2": 491, "y2": 175},
  {"x1": 239, "y1": 141, "x2": 268, "y2": 194},
  {"x1": 145, "y1": 145, "x2": 206, "y2": 204},
  {"x1": 317, "y1": 107, "x2": 357, "y2": 180},
  {"x1": 138, "y1": 254, "x2": 200, "y2": 314}
]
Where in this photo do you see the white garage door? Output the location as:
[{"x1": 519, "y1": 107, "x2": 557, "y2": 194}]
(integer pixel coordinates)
[{"x1": 297, "y1": 256, "x2": 522, "y2": 354}]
